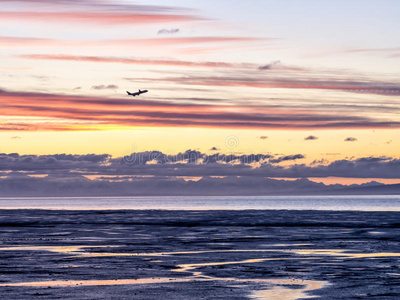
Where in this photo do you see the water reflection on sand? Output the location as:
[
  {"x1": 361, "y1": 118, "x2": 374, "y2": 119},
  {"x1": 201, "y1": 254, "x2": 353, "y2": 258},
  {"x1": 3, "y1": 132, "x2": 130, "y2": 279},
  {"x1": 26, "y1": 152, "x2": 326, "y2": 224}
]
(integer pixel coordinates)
[
  {"x1": 292, "y1": 249, "x2": 400, "y2": 259},
  {"x1": 2, "y1": 245, "x2": 400, "y2": 299},
  {"x1": 251, "y1": 280, "x2": 326, "y2": 300},
  {"x1": 0, "y1": 277, "x2": 326, "y2": 300},
  {"x1": 173, "y1": 258, "x2": 327, "y2": 300},
  {"x1": 0, "y1": 245, "x2": 117, "y2": 254},
  {"x1": 2, "y1": 246, "x2": 399, "y2": 260},
  {"x1": 0, "y1": 246, "x2": 328, "y2": 300},
  {"x1": 0, "y1": 278, "x2": 197, "y2": 287}
]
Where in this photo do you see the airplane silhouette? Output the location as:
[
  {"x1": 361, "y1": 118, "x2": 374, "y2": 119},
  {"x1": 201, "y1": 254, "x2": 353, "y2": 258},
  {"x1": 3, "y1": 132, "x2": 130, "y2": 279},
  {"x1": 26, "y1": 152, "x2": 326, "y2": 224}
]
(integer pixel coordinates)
[{"x1": 127, "y1": 89, "x2": 148, "y2": 97}]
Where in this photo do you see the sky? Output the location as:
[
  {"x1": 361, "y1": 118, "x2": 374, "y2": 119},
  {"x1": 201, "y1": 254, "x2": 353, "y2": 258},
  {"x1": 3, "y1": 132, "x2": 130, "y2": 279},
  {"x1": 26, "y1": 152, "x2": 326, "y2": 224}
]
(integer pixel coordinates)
[{"x1": 0, "y1": 0, "x2": 399, "y2": 195}]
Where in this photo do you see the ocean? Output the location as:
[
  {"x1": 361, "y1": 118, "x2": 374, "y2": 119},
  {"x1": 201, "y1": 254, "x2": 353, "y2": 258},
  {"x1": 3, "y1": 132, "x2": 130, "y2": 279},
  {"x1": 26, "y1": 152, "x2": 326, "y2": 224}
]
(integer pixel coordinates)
[{"x1": 0, "y1": 195, "x2": 399, "y2": 211}]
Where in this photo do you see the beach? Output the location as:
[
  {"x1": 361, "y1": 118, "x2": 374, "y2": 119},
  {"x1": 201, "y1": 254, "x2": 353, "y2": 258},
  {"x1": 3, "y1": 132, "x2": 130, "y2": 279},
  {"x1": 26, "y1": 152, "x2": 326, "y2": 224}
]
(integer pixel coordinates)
[{"x1": 0, "y1": 208, "x2": 399, "y2": 299}]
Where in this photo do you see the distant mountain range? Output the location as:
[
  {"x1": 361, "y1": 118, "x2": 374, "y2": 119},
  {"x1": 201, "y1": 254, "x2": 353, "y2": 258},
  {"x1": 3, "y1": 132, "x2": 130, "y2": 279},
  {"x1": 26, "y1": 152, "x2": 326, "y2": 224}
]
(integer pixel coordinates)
[{"x1": 332, "y1": 183, "x2": 400, "y2": 195}]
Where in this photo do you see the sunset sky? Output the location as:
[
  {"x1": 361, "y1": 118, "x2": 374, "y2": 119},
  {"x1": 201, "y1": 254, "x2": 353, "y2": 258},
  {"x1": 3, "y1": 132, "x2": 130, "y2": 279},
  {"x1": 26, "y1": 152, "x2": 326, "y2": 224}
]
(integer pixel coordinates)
[{"x1": 1, "y1": 0, "x2": 399, "y2": 194}]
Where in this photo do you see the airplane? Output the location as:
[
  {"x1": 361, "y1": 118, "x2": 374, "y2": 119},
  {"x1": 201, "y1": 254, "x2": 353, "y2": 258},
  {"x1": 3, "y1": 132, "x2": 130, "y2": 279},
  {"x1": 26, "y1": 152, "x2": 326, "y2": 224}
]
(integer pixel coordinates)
[{"x1": 127, "y1": 89, "x2": 148, "y2": 97}]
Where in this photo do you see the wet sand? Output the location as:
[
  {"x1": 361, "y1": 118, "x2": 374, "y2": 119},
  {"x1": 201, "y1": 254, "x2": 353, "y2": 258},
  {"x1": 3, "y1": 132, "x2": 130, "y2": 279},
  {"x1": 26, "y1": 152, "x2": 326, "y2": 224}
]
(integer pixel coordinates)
[{"x1": 0, "y1": 209, "x2": 399, "y2": 299}]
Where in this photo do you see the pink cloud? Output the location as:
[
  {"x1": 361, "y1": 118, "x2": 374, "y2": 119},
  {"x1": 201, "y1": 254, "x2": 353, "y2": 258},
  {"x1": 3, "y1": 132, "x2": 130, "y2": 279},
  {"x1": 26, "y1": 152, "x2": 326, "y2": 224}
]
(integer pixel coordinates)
[
  {"x1": 153, "y1": 76, "x2": 400, "y2": 96},
  {"x1": 112, "y1": 37, "x2": 267, "y2": 45},
  {"x1": 306, "y1": 47, "x2": 400, "y2": 58},
  {"x1": 20, "y1": 54, "x2": 255, "y2": 69},
  {"x1": 0, "y1": 11, "x2": 204, "y2": 25},
  {"x1": 0, "y1": 0, "x2": 184, "y2": 13},
  {"x1": 2, "y1": 36, "x2": 269, "y2": 54},
  {"x1": 0, "y1": 36, "x2": 55, "y2": 46},
  {"x1": 0, "y1": 89, "x2": 398, "y2": 131}
]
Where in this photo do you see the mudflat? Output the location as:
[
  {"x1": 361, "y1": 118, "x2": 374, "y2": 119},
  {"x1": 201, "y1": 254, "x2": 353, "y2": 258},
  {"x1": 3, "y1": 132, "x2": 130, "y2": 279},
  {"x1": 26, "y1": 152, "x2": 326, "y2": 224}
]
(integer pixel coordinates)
[{"x1": 0, "y1": 209, "x2": 399, "y2": 299}]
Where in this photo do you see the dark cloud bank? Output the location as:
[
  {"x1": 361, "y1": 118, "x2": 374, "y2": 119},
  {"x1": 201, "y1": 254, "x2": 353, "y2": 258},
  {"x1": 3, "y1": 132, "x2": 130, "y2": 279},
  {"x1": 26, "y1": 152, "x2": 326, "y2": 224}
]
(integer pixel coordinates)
[{"x1": 0, "y1": 152, "x2": 399, "y2": 196}]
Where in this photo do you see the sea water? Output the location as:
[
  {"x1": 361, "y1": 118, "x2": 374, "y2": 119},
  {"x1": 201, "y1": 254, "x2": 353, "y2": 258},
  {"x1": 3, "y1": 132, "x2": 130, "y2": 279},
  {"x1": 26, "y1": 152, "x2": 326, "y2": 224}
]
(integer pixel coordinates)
[{"x1": 0, "y1": 195, "x2": 399, "y2": 211}]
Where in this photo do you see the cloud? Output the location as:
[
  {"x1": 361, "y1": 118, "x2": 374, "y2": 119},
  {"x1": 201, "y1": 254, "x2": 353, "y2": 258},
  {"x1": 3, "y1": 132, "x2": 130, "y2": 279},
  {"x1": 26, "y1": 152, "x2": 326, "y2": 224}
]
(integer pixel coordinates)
[
  {"x1": 10, "y1": 136, "x2": 21, "y2": 139},
  {"x1": 0, "y1": 11, "x2": 205, "y2": 26},
  {"x1": 113, "y1": 154, "x2": 400, "y2": 179},
  {"x1": 258, "y1": 60, "x2": 280, "y2": 70},
  {"x1": 122, "y1": 150, "x2": 273, "y2": 166},
  {"x1": 341, "y1": 47, "x2": 400, "y2": 55},
  {"x1": 0, "y1": 152, "x2": 400, "y2": 182},
  {"x1": 210, "y1": 147, "x2": 219, "y2": 151},
  {"x1": 1, "y1": 88, "x2": 400, "y2": 131},
  {"x1": 5, "y1": 36, "x2": 268, "y2": 51},
  {"x1": 0, "y1": 0, "x2": 181, "y2": 13},
  {"x1": 158, "y1": 28, "x2": 180, "y2": 35},
  {"x1": 304, "y1": 135, "x2": 318, "y2": 140},
  {"x1": 259, "y1": 136, "x2": 268, "y2": 140},
  {"x1": 0, "y1": 36, "x2": 58, "y2": 47},
  {"x1": 345, "y1": 137, "x2": 357, "y2": 142},
  {"x1": 0, "y1": 152, "x2": 399, "y2": 196},
  {"x1": 0, "y1": 1, "x2": 203, "y2": 26},
  {"x1": 91, "y1": 84, "x2": 118, "y2": 90},
  {"x1": 153, "y1": 74, "x2": 400, "y2": 96},
  {"x1": 309, "y1": 47, "x2": 400, "y2": 58},
  {"x1": 270, "y1": 154, "x2": 305, "y2": 163},
  {"x1": 0, "y1": 153, "x2": 111, "y2": 171},
  {"x1": 20, "y1": 54, "x2": 257, "y2": 69},
  {"x1": 116, "y1": 37, "x2": 267, "y2": 46},
  {"x1": 3, "y1": 35, "x2": 268, "y2": 51}
]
